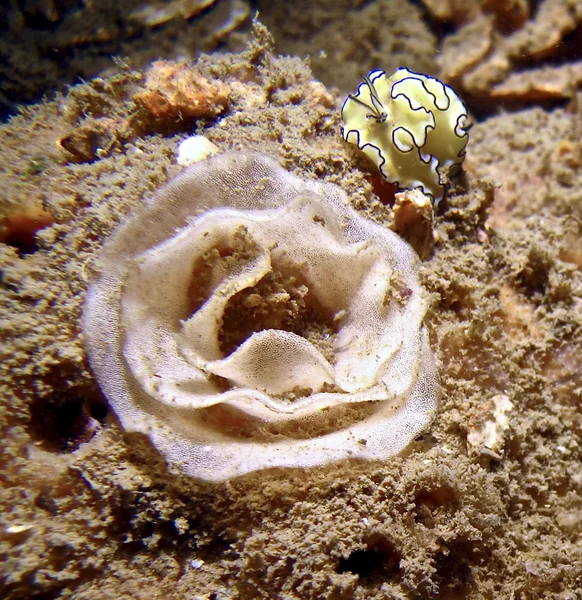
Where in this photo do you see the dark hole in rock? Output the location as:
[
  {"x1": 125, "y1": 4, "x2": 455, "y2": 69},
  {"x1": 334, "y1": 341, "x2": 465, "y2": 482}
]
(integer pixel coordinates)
[
  {"x1": 414, "y1": 484, "x2": 458, "y2": 526},
  {"x1": 516, "y1": 246, "x2": 551, "y2": 299},
  {"x1": 89, "y1": 399, "x2": 108, "y2": 421},
  {"x1": 441, "y1": 283, "x2": 473, "y2": 315},
  {"x1": 35, "y1": 492, "x2": 59, "y2": 515},
  {"x1": 415, "y1": 484, "x2": 457, "y2": 508},
  {"x1": 434, "y1": 541, "x2": 476, "y2": 597},
  {"x1": 337, "y1": 535, "x2": 401, "y2": 585},
  {"x1": 448, "y1": 300, "x2": 464, "y2": 314},
  {"x1": 28, "y1": 386, "x2": 108, "y2": 452},
  {"x1": 59, "y1": 121, "x2": 117, "y2": 163}
]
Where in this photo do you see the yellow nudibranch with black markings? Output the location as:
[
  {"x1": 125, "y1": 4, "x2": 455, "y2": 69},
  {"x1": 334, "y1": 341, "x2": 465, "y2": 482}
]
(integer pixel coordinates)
[{"x1": 341, "y1": 67, "x2": 469, "y2": 206}]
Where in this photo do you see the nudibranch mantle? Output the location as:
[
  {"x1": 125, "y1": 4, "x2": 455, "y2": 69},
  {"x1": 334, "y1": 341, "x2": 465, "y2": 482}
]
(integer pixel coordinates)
[{"x1": 341, "y1": 67, "x2": 469, "y2": 205}]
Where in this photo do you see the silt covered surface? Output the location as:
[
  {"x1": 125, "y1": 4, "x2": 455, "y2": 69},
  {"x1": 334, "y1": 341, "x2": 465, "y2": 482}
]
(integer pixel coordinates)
[{"x1": 1, "y1": 17, "x2": 582, "y2": 600}]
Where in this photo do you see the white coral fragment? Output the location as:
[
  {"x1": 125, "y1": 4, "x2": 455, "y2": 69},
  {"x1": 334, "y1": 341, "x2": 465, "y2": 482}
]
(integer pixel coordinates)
[
  {"x1": 342, "y1": 68, "x2": 469, "y2": 205},
  {"x1": 83, "y1": 152, "x2": 438, "y2": 481},
  {"x1": 467, "y1": 394, "x2": 514, "y2": 454},
  {"x1": 177, "y1": 134, "x2": 219, "y2": 165}
]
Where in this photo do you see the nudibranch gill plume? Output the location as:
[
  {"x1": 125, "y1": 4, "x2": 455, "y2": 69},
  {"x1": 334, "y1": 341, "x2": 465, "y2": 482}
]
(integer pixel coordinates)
[{"x1": 341, "y1": 67, "x2": 469, "y2": 206}]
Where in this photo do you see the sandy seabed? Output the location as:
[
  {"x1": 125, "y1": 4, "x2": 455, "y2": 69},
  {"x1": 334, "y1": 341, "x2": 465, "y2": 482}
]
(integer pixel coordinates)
[{"x1": 2, "y1": 2, "x2": 582, "y2": 599}]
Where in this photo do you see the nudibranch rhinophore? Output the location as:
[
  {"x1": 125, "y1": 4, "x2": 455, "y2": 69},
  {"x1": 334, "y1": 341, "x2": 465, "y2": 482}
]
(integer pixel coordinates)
[{"x1": 341, "y1": 68, "x2": 469, "y2": 206}]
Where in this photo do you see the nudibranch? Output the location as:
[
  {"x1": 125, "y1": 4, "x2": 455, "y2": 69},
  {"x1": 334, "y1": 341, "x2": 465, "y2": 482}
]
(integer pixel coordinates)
[{"x1": 341, "y1": 68, "x2": 469, "y2": 206}]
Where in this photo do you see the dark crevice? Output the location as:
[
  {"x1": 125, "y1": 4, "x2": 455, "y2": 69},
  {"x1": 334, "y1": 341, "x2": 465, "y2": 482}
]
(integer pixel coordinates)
[
  {"x1": 337, "y1": 535, "x2": 401, "y2": 586},
  {"x1": 28, "y1": 385, "x2": 108, "y2": 452}
]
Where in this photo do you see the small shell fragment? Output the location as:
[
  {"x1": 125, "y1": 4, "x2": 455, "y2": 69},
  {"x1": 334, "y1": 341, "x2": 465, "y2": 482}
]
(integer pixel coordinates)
[
  {"x1": 467, "y1": 394, "x2": 514, "y2": 454},
  {"x1": 390, "y1": 189, "x2": 435, "y2": 259},
  {"x1": 177, "y1": 135, "x2": 219, "y2": 166}
]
